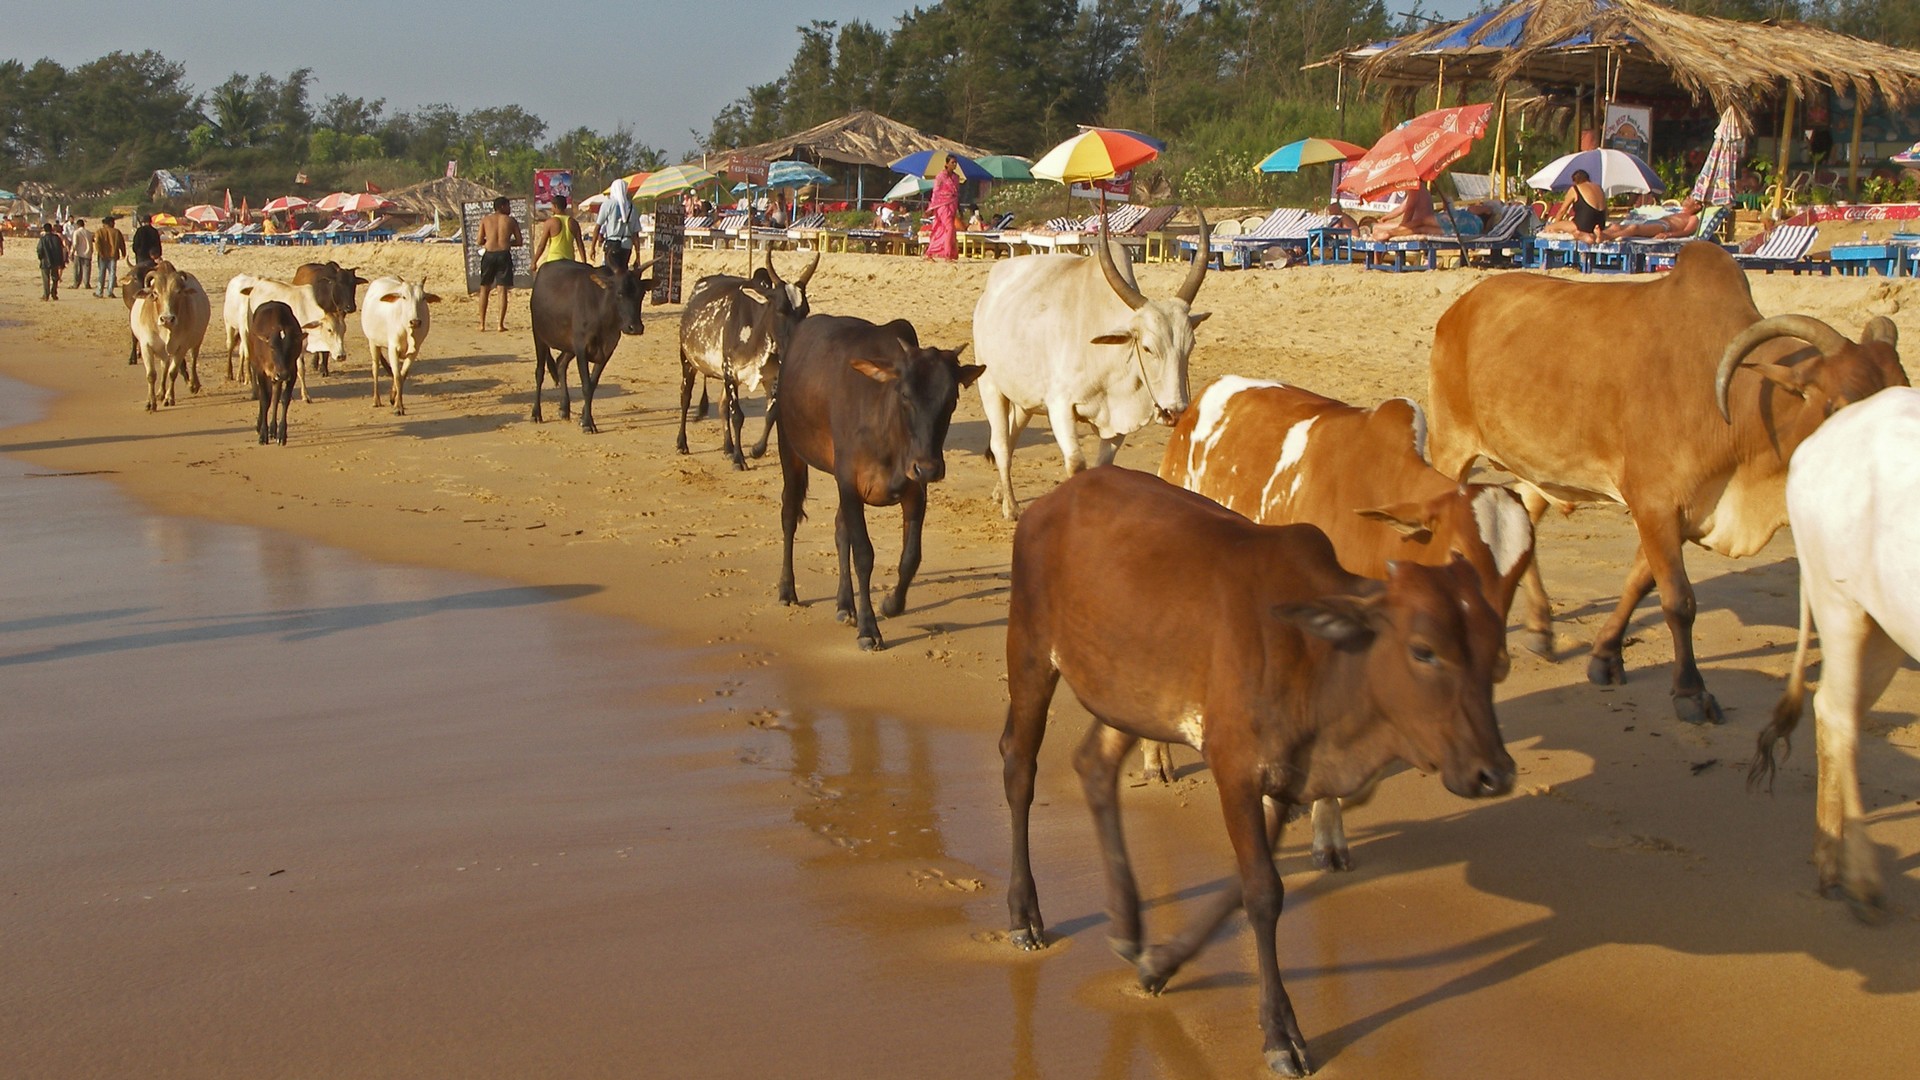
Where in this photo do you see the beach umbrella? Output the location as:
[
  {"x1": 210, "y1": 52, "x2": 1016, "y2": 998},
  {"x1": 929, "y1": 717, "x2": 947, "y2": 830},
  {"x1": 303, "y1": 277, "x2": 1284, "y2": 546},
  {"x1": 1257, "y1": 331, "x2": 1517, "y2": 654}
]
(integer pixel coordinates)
[
  {"x1": 578, "y1": 193, "x2": 607, "y2": 213},
  {"x1": 1077, "y1": 125, "x2": 1167, "y2": 152},
  {"x1": 633, "y1": 164, "x2": 717, "y2": 200},
  {"x1": 150, "y1": 213, "x2": 184, "y2": 227},
  {"x1": 890, "y1": 149, "x2": 991, "y2": 181},
  {"x1": 1692, "y1": 109, "x2": 1746, "y2": 205},
  {"x1": 1258, "y1": 138, "x2": 1368, "y2": 174},
  {"x1": 260, "y1": 195, "x2": 309, "y2": 213},
  {"x1": 765, "y1": 161, "x2": 833, "y2": 188},
  {"x1": 1527, "y1": 147, "x2": 1664, "y2": 196},
  {"x1": 312, "y1": 191, "x2": 354, "y2": 212},
  {"x1": 183, "y1": 204, "x2": 226, "y2": 224},
  {"x1": 329, "y1": 192, "x2": 394, "y2": 214},
  {"x1": 1891, "y1": 140, "x2": 1920, "y2": 165},
  {"x1": 883, "y1": 175, "x2": 934, "y2": 200},
  {"x1": 977, "y1": 156, "x2": 1036, "y2": 182},
  {"x1": 1337, "y1": 103, "x2": 1492, "y2": 200},
  {"x1": 620, "y1": 171, "x2": 653, "y2": 191},
  {"x1": 1033, "y1": 129, "x2": 1160, "y2": 184}
]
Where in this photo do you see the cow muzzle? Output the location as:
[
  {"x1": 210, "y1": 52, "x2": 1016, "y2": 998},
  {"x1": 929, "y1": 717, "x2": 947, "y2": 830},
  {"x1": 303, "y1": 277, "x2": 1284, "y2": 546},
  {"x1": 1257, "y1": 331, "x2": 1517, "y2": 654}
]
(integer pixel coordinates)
[
  {"x1": 1443, "y1": 747, "x2": 1516, "y2": 799},
  {"x1": 158, "y1": 314, "x2": 177, "y2": 329},
  {"x1": 1154, "y1": 406, "x2": 1183, "y2": 426},
  {"x1": 906, "y1": 458, "x2": 945, "y2": 484}
]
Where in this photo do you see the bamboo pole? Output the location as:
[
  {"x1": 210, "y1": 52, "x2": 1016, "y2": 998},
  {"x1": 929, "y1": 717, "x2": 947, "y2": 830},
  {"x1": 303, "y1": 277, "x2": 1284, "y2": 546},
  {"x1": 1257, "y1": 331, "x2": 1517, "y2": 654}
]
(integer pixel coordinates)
[
  {"x1": 1849, "y1": 94, "x2": 1866, "y2": 200},
  {"x1": 1493, "y1": 86, "x2": 1509, "y2": 201},
  {"x1": 1436, "y1": 58, "x2": 1446, "y2": 110},
  {"x1": 1772, "y1": 83, "x2": 1798, "y2": 221}
]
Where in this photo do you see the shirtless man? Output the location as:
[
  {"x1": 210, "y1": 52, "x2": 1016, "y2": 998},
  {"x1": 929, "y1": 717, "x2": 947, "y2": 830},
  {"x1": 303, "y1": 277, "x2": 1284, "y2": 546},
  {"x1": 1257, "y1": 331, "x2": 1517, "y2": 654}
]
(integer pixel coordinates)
[
  {"x1": 1369, "y1": 184, "x2": 1441, "y2": 240},
  {"x1": 1601, "y1": 197, "x2": 1705, "y2": 241},
  {"x1": 476, "y1": 196, "x2": 522, "y2": 333}
]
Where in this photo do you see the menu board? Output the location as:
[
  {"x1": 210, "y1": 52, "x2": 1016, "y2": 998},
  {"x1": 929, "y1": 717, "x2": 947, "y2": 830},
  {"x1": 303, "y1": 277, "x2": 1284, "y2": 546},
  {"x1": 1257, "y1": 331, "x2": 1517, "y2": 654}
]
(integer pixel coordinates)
[
  {"x1": 651, "y1": 204, "x2": 685, "y2": 306},
  {"x1": 460, "y1": 199, "x2": 534, "y2": 293}
]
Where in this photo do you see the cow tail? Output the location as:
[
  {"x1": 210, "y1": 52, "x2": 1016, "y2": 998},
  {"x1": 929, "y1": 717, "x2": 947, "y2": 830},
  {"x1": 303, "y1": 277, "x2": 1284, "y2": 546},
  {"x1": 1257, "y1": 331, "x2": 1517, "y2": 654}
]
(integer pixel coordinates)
[{"x1": 1749, "y1": 580, "x2": 1814, "y2": 793}]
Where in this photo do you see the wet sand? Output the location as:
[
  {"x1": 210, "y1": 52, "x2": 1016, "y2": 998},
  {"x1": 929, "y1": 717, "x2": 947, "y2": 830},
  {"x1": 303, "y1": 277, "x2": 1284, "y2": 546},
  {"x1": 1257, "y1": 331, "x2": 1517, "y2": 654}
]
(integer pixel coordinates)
[{"x1": 3, "y1": 242, "x2": 1920, "y2": 1078}]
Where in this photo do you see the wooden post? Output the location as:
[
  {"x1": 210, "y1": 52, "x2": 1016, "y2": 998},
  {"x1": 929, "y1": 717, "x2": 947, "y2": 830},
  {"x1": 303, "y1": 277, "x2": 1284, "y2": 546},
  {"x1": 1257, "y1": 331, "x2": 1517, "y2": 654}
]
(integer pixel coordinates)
[
  {"x1": 1436, "y1": 58, "x2": 1446, "y2": 110},
  {"x1": 1493, "y1": 86, "x2": 1509, "y2": 200},
  {"x1": 1849, "y1": 94, "x2": 1867, "y2": 200},
  {"x1": 1773, "y1": 83, "x2": 1798, "y2": 220}
]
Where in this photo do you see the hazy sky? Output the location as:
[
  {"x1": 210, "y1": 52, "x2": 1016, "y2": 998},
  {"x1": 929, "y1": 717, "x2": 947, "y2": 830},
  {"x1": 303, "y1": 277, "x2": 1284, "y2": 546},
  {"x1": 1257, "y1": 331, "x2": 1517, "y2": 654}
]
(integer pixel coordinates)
[{"x1": 5, "y1": 0, "x2": 1485, "y2": 159}]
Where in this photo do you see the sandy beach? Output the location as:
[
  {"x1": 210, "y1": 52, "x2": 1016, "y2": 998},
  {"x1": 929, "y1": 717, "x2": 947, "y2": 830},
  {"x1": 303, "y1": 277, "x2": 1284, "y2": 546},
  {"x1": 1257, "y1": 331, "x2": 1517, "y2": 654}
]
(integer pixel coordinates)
[{"x1": 4, "y1": 237, "x2": 1920, "y2": 1078}]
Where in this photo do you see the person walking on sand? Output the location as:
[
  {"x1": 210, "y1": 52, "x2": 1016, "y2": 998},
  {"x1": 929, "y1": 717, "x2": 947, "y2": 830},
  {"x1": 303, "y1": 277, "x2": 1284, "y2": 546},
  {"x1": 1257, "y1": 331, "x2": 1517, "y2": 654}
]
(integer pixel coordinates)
[
  {"x1": 594, "y1": 177, "x2": 638, "y2": 272},
  {"x1": 924, "y1": 156, "x2": 961, "y2": 261},
  {"x1": 476, "y1": 196, "x2": 522, "y2": 333},
  {"x1": 533, "y1": 193, "x2": 584, "y2": 268},
  {"x1": 130, "y1": 214, "x2": 162, "y2": 293},
  {"x1": 37, "y1": 223, "x2": 67, "y2": 300},
  {"x1": 93, "y1": 215, "x2": 127, "y2": 297},
  {"x1": 66, "y1": 218, "x2": 92, "y2": 292}
]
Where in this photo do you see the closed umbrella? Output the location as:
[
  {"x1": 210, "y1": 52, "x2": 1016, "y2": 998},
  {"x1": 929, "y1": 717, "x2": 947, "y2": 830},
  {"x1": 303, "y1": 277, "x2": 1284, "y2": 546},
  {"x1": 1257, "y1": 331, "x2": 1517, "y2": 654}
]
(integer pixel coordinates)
[
  {"x1": 633, "y1": 164, "x2": 717, "y2": 200},
  {"x1": 1692, "y1": 109, "x2": 1746, "y2": 206},
  {"x1": 1527, "y1": 148, "x2": 1664, "y2": 197},
  {"x1": 890, "y1": 150, "x2": 991, "y2": 181}
]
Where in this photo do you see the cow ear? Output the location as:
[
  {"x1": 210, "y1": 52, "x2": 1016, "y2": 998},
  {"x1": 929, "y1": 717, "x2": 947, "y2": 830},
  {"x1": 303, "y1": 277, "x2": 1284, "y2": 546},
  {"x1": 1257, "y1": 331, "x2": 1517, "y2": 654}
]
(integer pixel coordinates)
[
  {"x1": 850, "y1": 358, "x2": 898, "y2": 383},
  {"x1": 1189, "y1": 311, "x2": 1212, "y2": 329},
  {"x1": 955, "y1": 364, "x2": 987, "y2": 388},
  {"x1": 423, "y1": 294, "x2": 443, "y2": 304},
  {"x1": 740, "y1": 286, "x2": 771, "y2": 304},
  {"x1": 1356, "y1": 503, "x2": 1435, "y2": 543},
  {"x1": 238, "y1": 286, "x2": 254, "y2": 297},
  {"x1": 301, "y1": 320, "x2": 324, "y2": 331},
  {"x1": 1090, "y1": 327, "x2": 1133, "y2": 346},
  {"x1": 1274, "y1": 596, "x2": 1379, "y2": 648},
  {"x1": 377, "y1": 292, "x2": 404, "y2": 304},
  {"x1": 1743, "y1": 360, "x2": 1814, "y2": 399}
]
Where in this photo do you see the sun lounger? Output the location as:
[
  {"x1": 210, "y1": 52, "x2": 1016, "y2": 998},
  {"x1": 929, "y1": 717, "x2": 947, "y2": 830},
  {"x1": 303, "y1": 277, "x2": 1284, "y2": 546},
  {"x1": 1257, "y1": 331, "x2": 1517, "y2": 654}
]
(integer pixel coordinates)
[
  {"x1": 1731, "y1": 223, "x2": 1826, "y2": 274},
  {"x1": 393, "y1": 223, "x2": 439, "y2": 243},
  {"x1": 1461, "y1": 204, "x2": 1536, "y2": 266},
  {"x1": 1624, "y1": 205, "x2": 1727, "y2": 271}
]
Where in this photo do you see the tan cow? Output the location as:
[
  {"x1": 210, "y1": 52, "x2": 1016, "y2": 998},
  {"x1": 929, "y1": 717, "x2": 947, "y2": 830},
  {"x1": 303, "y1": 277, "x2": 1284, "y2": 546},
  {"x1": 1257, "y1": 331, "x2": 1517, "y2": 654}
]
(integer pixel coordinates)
[
  {"x1": 129, "y1": 261, "x2": 211, "y2": 412},
  {"x1": 1427, "y1": 241, "x2": 1907, "y2": 724},
  {"x1": 1154, "y1": 375, "x2": 1535, "y2": 870}
]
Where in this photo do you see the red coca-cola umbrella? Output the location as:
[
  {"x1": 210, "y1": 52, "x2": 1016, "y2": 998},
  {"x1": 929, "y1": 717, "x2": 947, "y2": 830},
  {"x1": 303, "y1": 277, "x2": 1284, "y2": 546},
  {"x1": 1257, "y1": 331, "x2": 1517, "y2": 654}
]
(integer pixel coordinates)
[{"x1": 1337, "y1": 103, "x2": 1492, "y2": 201}]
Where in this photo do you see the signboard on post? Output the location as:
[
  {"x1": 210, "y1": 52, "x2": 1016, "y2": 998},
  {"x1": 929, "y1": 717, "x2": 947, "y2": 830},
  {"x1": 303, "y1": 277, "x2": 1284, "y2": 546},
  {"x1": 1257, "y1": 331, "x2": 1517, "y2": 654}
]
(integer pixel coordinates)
[
  {"x1": 1069, "y1": 171, "x2": 1133, "y2": 202},
  {"x1": 651, "y1": 204, "x2": 686, "y2": 306},
  {"x1": 1604, "y1": 105, "x2": 1651, "y2": 160},
  {"x1": 727, "y1": 155, "x2": 770, "y2": 185},
  {"x1": 459, "y1": 198, "x2": 534, "y2": 294},
  {"x1": 533, "y1": 169, "x2": 572, "y2": 212}
]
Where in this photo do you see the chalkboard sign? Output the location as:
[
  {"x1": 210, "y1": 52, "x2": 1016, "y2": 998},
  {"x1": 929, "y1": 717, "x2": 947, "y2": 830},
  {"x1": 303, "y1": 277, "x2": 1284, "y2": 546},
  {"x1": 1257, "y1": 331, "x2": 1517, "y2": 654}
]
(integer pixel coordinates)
[
  {"x1": 651, "y1": 205, "x2": 685, "y2": 306},
  {"x1": 460, "y1": 199, "x2": 534, "y2": 293}
]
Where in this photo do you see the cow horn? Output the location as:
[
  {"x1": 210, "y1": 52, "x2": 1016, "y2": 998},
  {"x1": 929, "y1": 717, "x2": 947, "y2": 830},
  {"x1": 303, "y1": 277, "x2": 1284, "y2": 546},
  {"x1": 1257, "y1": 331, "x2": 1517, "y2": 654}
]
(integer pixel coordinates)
[
  {"x1": 1863, "y1": 315, "x2": 1898, "y2": 347},
  {"x1": 764, "y1": 248, "x2": 780, "y2": 281},
  {"x1": 1176, "y1": 209, "x2": 1209, "y2": 306},
  {"x1": 1714, "y1": 314, "x2": 1852, "y2": 421},
  {"x1": 1093, "y1": 194, "x2": 1148, "y2": 311},
  {"x1": 795, "y1": 250, "x2": 820, "y2": 287},
  {"x1": 631, "y1": 258, "x2": 658, "y2": 277}
]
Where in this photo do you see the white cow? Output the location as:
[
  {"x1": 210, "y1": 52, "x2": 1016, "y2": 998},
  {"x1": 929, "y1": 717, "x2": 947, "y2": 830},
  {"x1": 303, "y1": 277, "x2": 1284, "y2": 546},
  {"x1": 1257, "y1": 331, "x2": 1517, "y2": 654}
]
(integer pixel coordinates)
[
  {"x1": 359, "y1": 276, "x2": 442, "y2": 414},
  {"x1": 1752, "y1": 384, "x2": 1920, "y2": 919},
  {"x1": 971, "y1": 213, "x2": 1209, "y2": 519},
  {"x1": 224, "y1": 275, "x2": 348, "y2": 402},
  {"x1": 130, "y1": 261, "x2": 211, "y2": 412}
]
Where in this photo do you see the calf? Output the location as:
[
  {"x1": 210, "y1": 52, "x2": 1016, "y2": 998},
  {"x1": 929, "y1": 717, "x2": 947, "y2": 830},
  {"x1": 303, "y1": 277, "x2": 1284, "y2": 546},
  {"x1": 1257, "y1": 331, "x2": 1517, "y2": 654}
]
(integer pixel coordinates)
[
  {"x1": 359, "y1": 276, "x2": 442, "y2": 414},
  {"x1": 1001, "y1": 465, "x2": 1514, "y2": 1077},
  {"x1": 129, "y1": 261, "x2": 211, "y2": 412},
  {"x1": 1752, "y1": 386, "x2": 1920, "y2": 919},
  {"x1": 226, "y1": 276, "x2": 349, "y2": 402},
  {"x1": 248, "y1": 300, "x2": 313, "y2": 445},
  {"x1": 291, "y1": 261, "x2": 367, "y2": 375},
  {"x1": 527, "y1": 258, "x2": 656, "y2": 434},
  {"x1": 677, "y1": 250, "x2": 819, "y2": 468},
  {"x1": 775, "y1": 315, "x2": 982, "y2": 650},
  {"x1": 1152, "y1": 376, "x2": 1535, "y2": 870}
]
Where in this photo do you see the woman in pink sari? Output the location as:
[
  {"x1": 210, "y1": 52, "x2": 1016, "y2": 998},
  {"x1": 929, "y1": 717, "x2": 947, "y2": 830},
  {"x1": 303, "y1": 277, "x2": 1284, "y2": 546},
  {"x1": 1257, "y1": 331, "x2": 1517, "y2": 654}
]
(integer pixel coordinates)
[{"x1": 924, "y1": 157, "x2": 961, "y2": 261}]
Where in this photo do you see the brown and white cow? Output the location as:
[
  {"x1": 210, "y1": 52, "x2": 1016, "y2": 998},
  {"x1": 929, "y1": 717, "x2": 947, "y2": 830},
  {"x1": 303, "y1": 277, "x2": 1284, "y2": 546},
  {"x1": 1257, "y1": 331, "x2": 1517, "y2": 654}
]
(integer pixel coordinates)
[
  {"x1": 1153, "y1": 375, "x2": 1535, "y2": 870},
  {"x1": 1001, "y1": 464, "x2": 1513, "y2": 1077},
  {"x1": 130, "y1": 261, "x2": 211, "y2": 412},
  {"x1": 1428, "y1": 241, "x2": 1908, "y2": 724}
]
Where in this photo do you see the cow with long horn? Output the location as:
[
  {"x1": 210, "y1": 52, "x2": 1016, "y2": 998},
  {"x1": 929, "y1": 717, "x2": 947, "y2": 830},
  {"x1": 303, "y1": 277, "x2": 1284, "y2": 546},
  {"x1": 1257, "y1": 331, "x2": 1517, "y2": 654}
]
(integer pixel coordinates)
[
  {"x1": 678, "y1": 250, "x2": 820, "y2": 468},
  {"x1": 1426, "y1": 241, "x2": 1907, "y2": 725},
  {"x1": 971, "y1": 197, "x2": 1209, "y2": 519}
]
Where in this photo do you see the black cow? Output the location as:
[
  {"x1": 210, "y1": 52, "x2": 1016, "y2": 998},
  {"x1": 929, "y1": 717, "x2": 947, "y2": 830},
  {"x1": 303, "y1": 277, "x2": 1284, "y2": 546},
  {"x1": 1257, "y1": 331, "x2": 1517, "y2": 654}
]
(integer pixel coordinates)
[
  {"x1": 677, "y1": 251, "x2": 819, "y2": 469},
  {"x1": 527, "y1": 258, "x2": 656, "y2": 434},
  {"x1": 775, "y1": 315, "x2": 983, "y2": 650},
  {"x1": 292, "y1": 261, "x2": 367, "y2": 375},
  {"x1": 248, "y1": 301, "x2": 308, "y2": 445}
]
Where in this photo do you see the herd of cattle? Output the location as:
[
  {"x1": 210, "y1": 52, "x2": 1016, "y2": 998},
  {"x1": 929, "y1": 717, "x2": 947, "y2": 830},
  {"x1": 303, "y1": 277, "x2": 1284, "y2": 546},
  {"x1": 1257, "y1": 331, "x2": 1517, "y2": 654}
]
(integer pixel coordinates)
[{"x1": 110, "y1": 220, "x2": 1918, "y2": 1074}]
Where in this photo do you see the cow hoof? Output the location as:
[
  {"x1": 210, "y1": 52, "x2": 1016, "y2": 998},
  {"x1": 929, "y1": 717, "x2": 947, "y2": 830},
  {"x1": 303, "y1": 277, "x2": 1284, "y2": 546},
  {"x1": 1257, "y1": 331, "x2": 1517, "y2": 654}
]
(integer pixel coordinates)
[
  {"x1": 580, "y1": 422, "x2": 598, "y2": 435},
  {"x1": 835, "y1": 607, "x2": 854, "y2": 625},
  {"x1": 675, "y1": 439, "x2": 689, "y2": 454},
  {"x1": 857, "y1": 633, "x2": 884, "y2": 652},
  {"x1": 1672, "y1": 692, "x2": 1725, "y2": 726},
  {"x1": 1265, "y1": 1044, "x2": 1313, "y2": 1078},
  {"x1": 1312, "y1": 845, "x2": 1354, "y2": 872},
  {"x1": 1826, "y1": 881, "x2": 1890, "y2": 924},
  {"x1": 1107, "y1": 936, "x2": 1142, "y2": 964},
  {"x1": 730, "y1": 458, "x2": 746, "y2": 472},
  {"x1": 1523, "y1": 630, "x2": 1555, "y2": 659},
  {"x1": 1009, "y1": 926, "x2": 1046, "y2": 951},
  {"x1": 880, "y1": 594, "x2": 905, "y2": 618},
  {"x1": 1135, "y1": 955, "x2": 1172, "y2": 996},
  {"x1": 750, "y1": 444, "x2": 769, "y2": 460},
  {"x1": 1586, "y1": 653, "x2": 1625, "y2": 686}
]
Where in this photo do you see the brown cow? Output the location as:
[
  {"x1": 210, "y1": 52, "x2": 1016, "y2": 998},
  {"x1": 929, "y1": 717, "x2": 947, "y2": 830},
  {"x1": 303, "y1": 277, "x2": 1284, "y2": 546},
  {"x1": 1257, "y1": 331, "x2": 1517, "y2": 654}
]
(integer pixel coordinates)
[
  {"x1": 247, "y1": 300, "x2": 316, "y2": 445},
  {"x1": 1428, "y1": 241, "x2": 1907, "y2": 724},
  {"x1": 291, "y1": 261, "x2": 366, "y2": 375},
  {"x1": 1153, "y1": 375, "x2": 1535, "y2": 871},
  {"x1": 1001, "y1": 465, "x2": 1514, "y2": 1077}
]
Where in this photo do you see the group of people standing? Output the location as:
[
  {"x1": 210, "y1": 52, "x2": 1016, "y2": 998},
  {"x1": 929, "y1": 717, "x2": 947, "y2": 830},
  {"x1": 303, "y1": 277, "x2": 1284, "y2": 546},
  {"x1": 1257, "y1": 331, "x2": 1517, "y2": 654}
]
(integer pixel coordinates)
[
  {"x1": 31, "y1": 214, "x2": 159, "y2": 301},
  {"x1": 471, "y1": 177, "x2": 649, "y2": 333}
]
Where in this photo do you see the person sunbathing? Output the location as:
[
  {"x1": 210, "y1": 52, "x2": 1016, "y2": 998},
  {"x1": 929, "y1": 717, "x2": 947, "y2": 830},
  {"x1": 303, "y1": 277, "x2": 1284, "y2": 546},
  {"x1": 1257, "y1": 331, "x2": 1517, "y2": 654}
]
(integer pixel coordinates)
[
  {"x1": 1600, "y1": 198, "x2": 1705, "y2": 241},
  {"x1": 1539, "y1": 170, "x2": 1610, "y2": 241},
  {"x1": 1369, "y1": 184, "x2": 1441, "y2": 240}
]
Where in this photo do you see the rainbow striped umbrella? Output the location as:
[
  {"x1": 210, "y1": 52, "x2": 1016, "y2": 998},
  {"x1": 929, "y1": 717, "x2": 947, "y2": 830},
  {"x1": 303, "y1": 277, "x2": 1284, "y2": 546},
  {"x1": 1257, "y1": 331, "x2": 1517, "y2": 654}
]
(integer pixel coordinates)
[
  {"x1": 1257, "y1": 138, "x2": 1368, "y2": 174},
  {"x1": 632, "y1": 165, "x2": 717, "y2": 200},
  {"x1": 1032, "y1": 129, "x2": 1160, "y2": 184}
]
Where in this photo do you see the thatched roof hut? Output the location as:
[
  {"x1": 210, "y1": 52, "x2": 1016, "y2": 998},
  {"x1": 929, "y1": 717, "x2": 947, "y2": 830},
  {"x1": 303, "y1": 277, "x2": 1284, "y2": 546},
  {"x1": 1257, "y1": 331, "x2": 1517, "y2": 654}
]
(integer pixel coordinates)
[
  {"x1": 383, "y1": 176, "x2": 504, "y2": 221},
  {"x1": 1343, "y1": 0, "x2": 1920, "y2": 124},
  {"x1": 720, "y1": 110, "x2": 994, "y2": 169}
]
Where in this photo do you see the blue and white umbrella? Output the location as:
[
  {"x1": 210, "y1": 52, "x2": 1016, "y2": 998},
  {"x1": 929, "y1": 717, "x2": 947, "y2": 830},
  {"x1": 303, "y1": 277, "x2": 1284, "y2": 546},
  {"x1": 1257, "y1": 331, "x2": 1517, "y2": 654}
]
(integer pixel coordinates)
[
  {"x1": 1527, "y1": 148, "x2": 1664, "y2": 197},
  {"x1": 767, "y1": 161, "x2": 833, "y2": 188}
]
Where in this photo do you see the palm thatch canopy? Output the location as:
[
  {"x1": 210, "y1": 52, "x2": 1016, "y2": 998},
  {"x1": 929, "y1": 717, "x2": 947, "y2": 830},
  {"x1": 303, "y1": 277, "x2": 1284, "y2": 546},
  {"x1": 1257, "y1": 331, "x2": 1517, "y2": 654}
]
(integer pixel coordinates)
[
  {"x1": 383, "y1": 176, "x2": 504, "y2": 220},
  {"x1": 720, "y1": 109, "x2": 994, "y2": 168},
  {"x1": 1339, "y1": 0, "x2": 1920, "y2": 124}
]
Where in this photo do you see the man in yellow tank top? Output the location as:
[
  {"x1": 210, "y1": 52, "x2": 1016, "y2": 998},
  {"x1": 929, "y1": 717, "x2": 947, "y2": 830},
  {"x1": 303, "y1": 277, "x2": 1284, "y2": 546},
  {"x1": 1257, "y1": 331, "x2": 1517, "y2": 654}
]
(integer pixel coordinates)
[{"x1": 533, "y1": 194, "x2": 584, "y2": 268}]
